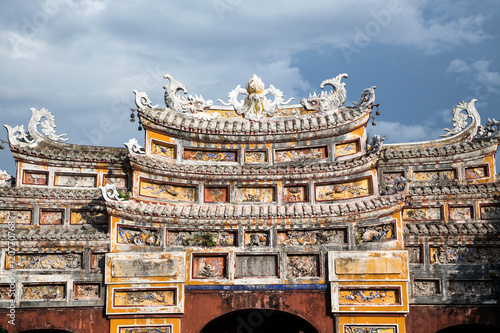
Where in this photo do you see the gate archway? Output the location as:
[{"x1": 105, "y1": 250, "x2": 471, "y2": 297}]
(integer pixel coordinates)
[
  {"x1": 436, "y1": 324, "x2": 500, "y2": 333},
  {"x1": 200, "y1": 308, "x2": 319, "y2": 333}
]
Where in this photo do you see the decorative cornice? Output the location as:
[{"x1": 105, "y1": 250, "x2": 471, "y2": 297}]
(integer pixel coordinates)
[
  {"x1": 0, "y1": 226, "x2": 108, "y2": 241},
  {"x1": 404, "y1": 222, "x2": 500, "y2": 237},
  {"x1": 102, "y1": 192, "x2": 406, "y2": 225},
  {"x1": 0, "y1": 187, "x2": 103, "y2": 201},
  {"x1": 407, "y1": 182, "x2": 500, "y2": 199},
  {"x1": 128, "y1": 148, "x2": 381, "y2": 181}
]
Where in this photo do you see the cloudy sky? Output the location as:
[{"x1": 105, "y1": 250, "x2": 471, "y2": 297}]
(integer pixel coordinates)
[{"x1": 1, "y1": 0, "x2": 499, "y2": 175}]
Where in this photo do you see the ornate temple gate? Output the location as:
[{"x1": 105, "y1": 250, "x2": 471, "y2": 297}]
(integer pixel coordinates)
[{"x1": 2, "y1": 72, "x2": 499, "y2": 333}]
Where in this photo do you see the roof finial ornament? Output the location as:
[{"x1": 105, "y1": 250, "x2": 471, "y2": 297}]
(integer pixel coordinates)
[
  {"x1": 301, "y1": 73, "x2": 348, "y2": 114},
  {"x1": 133, "y1": 90, "x2": 159, "y2": 110},
  {"x1": 124, "y1": 138, "x2": 145, "y2": 155},
  {"x1": 219, "y1": 74, "x2": 294, "y2": 120},
  {"x1": 0, "y1": 170, "x2": 14, "y2": 187},
  {"x1": 4, "y1": 108, "x2": 68, "y2": 148},
  {"x1": 476, "y1": 118, "x2": 500, "y2": 140},
  {"x1": 441, "y1": 99, "x2": 480, "y2": 139},
  {"x1": 163, "y1": 74, "x2": 215, "y2": 120}
]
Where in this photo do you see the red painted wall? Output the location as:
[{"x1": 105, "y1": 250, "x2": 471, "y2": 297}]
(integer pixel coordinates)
[
  {"x1": 0, "y1": 307, "x2": 109, "y2": 333},
  {"x1": 183, "y1": 289, "x2": 333, "y2": 333}
]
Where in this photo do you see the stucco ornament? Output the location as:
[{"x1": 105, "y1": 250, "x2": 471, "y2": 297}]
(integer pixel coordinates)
[
  {"x1": 219, "y1": 74, "x2": 294, "y2": 120},
  {"x1": 366, "y1": 134, "x2": 385, "y2": 153},
  {"x1": 353, "y1": 86, "x2": 376, "y2": 108},
  {"x1": 476, "y1": 117, "x2": 500, "y2": 140},
  {"x1": 301, "y1": 73, "x2": 348, "y2": 114},
  {"x1": 100, "y1": 183, "x2": 124, "y2": 201},
  {"x1": 132, "y1": 90, "x2": 159, "y2": 110},
  {"x1": 441, "y1": 99, "x2": 480, "y2": 138},
  {"x1": 0, "y1": 170, "x2": 14, "y2": 187},
  {"x1": 163, "y1": 74, "x2": 216, "y2": 120},
  {"x1": 4, "y1": 108, "x2": 68, "y2": 148},
  {"x1": 124, "y1": 138, "x2": 145, "y2": 154}
]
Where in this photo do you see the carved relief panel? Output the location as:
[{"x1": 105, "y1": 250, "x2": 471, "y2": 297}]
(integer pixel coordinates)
[
  {"x1": 0, "y1": 210, "x2": 31, "y2": 224},
  {"x1": 152, "y1": 140, "x2": 177, "y2": 159},
  {"x1": 430, "y1": 246, "x2": 500, "y2": 264},
  {"x1": 204, "y1": 186, "x2": 229, "y2": 203},
  {"x1": 403, "y1": 207, "x2": 442, "y2": 221},
  {"x1": 316, "y1": 177, "x2": 372, "y2": 201},
  {"x1": 54, "y1": 173, "x2": 96, "y2": 187},
  {"x1": 286, "y1": 254, "x2": 319, "y2": 278},
  {"x1": 74, "y1": 283, "x2": 101, "y2": 300},
  {"x1": 6, "y1": 253, "x2": 83, "y2": 270},
  {"x1": 70, "y1": 209, "x2": 107, "y2": 225},
  {"x1": 244, "y1": 150, "x2": 267, "y2": 164},
  {"x1": 344, "y1": 326, "x2": 396, "y2": 333},
  {"x1": 183, "y1": 149, "x2": 237, "y2": 162},
  {"x1": 22, "y1": 170, "x2": 48, "y2": 185},
  {"x1": 448, "y1": 280, "x2": 494, "y2": 296},
  {"x1": 356, "y1": 221, "x2": 396, "y2": 244},
  {"x1": 283, "y1": 185, "x2": 308, "y2": 202},
  {"x1": 117, "y1": 225, "x2": 161, "y2": 247},
  {"x1": 244, "y1": 231, "x2": 269, "y2": 246},
  {"x1": 413, "y1": 279, "x2": 440, "y2": 296},
  {"x1": 277, "y1": 229, "x2": 346, "y2": 245},
  {"x1": 335, "y1": 139, "x2": 360, "y2": 157},
  {"x1": 339, "y1": 288, "x2": 400, "y2": 305},
  {"x1": 275, "y1": 146, "x2": 327, "y2": 163},
  {"x1": 104, "y1": 175, "x2": 127, "y2": 188},
  {"x1": 414, "y1": 169, "x2": 456, "y2": 182},
  {"x1": 236, "y1": 186, "x2": 275, "y2": 203},
  {"x1": 140, "y1": 179, "x2": 197, "y2": 202},
  {"x1": 168, "y1": 231, "x2": 236, "y2": 247},
  {"x1": 119, "y1": 327, "x2": 171, "y2": 333},
  {"x1": 39, "y1": 210, "x2": 64, "y2": 225},
  {"x1": 449, "y1": 206, "x2": 473, "y2": 221},
  {"x1": 480, "y1": 205, "x2": 500, "y2": 220},
  {"x1": 22, "y1": 284, "x2": 66, "y2": 301},
  {"x1": 192, "y1": 254, "x2": 227, "y2": 279},
  {"x1": 113, "y1": 289, "x2": 176, "y2": 307},
  {"x1": 464, "y1": 165, "x2": 488, "y2": 180},
  {"x1": 235, "y1": 255, "x2": 278, "y2": 278}
]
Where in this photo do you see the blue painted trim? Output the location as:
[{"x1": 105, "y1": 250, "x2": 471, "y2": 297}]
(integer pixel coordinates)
[{"x1": 185, "y1": 284, "x2": 328, "y2": 291}]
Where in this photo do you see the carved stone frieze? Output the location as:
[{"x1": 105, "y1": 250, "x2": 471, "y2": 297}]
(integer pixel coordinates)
[
  {"x1": 168, "y1": 231, "x2": 236, "y2": 247},
  {"x1": 275, "y1": 146, "x2": 327, "y2": 163},
  {"x1": 286, "y1": 254, "x2": 319, "y2": 277},
  {"x1": 0, "y1": 209, "x2": 31, "y2": 225},
  {"x1": 114, "y1": 289, "x2": 175, "y2": 307},
  {"x1": 117, "y1": 226, "x2": 161, "y2": 247},
  {"x1": 413, "y1": 279, "x2": 440, "y2": 296},
  {"x1": 22, "y1": 284, "x2": 65, "y2": 301},
  {"x1": 74, "y1": 283, "x2": 100, "y2": 300},
  {"x1": 244, "y1": 232, "x2": 269, "y2": 246},
  {"x1": 8, "y1": 253, "x2": 83, "y2": 270},
  {"x1": 430, "y1": 246, "x2": 500, "y2": 264},
  {"x1": 277, "y1": 229, "x2": 346, "y2": 245},
  {"x1": 448, "y1": 280, "x2": 494, "y2": 296},
  {"x1": 356, "y1": 221, "x2": 396, "y2": 244}
]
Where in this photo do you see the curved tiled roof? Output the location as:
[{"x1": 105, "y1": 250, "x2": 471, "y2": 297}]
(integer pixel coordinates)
[
  {"x1": 0, "y1": 186, "x2": 103, "y2": 201},
  {"x1": 404, "y1": 222, "x2": 500, "y2": 236},
  {"x1": 140, "y1": 105, "x2": 372, "y2": 143}
]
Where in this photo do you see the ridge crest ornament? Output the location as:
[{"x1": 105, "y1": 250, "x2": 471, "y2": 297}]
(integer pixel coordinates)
[
  {"x1": 301, "y1": 73, "x2": 348, "y2": 114},
  {"x1": 4, "y1": 108, "x2": 68, "y2": 148},
  {"x1": 218, "y1": 74, "x2": 294, "y2": 120},
  {"x1": 441, "y1": 99, "x2": 480, "y2": 139}
]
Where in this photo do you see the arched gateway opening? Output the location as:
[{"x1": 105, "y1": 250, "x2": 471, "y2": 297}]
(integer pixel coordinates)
[{"x1": 200, "y1": 309, "x2": 319, "y2": 333}]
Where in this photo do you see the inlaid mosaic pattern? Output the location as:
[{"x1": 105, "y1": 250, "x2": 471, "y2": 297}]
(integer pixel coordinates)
[
  {"x1": 54, "y1": 174, "x2": 96, "y2": 187},
  {"x1": 22, "y1": 284, "x2": 65, "y2": 301},
  {"x1": 344, "y1": 326, "x2": 395, "y2": 333},
  {"x1": 70, "y1": 210, "x2": 107, "y2": 225},
  {"x1": 283, "y1": 185, "x2": 307, "y2": 202},
  {"x1": 244, "y1": 231, "x2": 269, "y2": 246},
  {"x1": 114, "y1": 289, "x2": 175, "y2": 307},
  {"x1": 168, "y1": 231, "x2": 236, "y2": 247},
  {"x1": 204, "y1": 187, "x2": 229, "y2": 203},
  {"x1": 183, "y1": 149, "x2": 237, "y2": 162},
  {"x1": 140, "y1": 179, "x2": 196, "y2": 202},
  {"x1": 356, "y1": 221, "x2": 395, "y2": 244},
  {"x1": 336, "y1": 140, "x2": 360, "y2": 157},
  {"x1": 236, "y1": 186, "x2": 275, "y2": 203},
  {"x1": 39, "y1": 210, "x2": 64, "y2": 225},
  {"x1": 275, "y1": 146, "x2": 327, "y2": 163},
  {"x1": 449, "y1": 206, "x2": 473, "y2": 220},
  {"x1": 316, "y1": 177, "x2": 372, "y2": 201},
  {"x1": 117, "y1": 225, "x2": 161, "y2": 247},
  {"x1": 277, "y1": 229, "x2": 346, "y2": 245},
  {"x1": 119, "y1": 327, "x2": 171, "y2": 333},
  {"x1": 7, "y1": 253, "x2": 83, "y2": 270},
  {"x1": 152, "y1": 140, "x2": 176, "y2": 159},
  {"x1": 286, "y1": 254, "x2": 319, "y2": 277},
  {"x1": 104, "y1": 175, "x2": 127, "y2": 188},
  {"x1": 413, "y1": 279, "x2": 440, "y2": 296},
  {"x1": 339, "y1": 288, "x2": 400, "y2": 305},
  {"x1": 0, "y1": 210, "x2": 31, "y2": 224},
  {"x1": 22, "y1": 171, "x2": 48, "y2": 185},
  {"x1": 414, "y1": 169, "x2": 456, "y2": 181},
  {"x1": 192, "y1": 255, "x2": 227, "y2": 278},
  {"x1": 480, "y1": 205, "x2": 500, "y2": 220},
  {"x1": 245, "y1": 150, "x2": 267, "y2": 163},
  {"x1": 236, "y1": 255, "x2": 278, "y2": 277},
  {"x1": 465, "y1": 165, "x2": 488, "y2": 180},
  {"x1": 403, "y1": 207, "x2": 442, "y2": 220},
  {"x1": 74, "y1": 283, "x2": 100, "y2": 300}
]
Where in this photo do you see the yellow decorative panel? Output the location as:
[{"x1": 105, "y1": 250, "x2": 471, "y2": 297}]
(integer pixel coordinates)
[
  {"x1": 339, "y1": 288, "x2": 400, "y2": 305},
  {"x1": 111, "y1": 318, "x2": 180, "y2": 333},
  {"x1": 335, "y1": 257, "x2": 402, "y2": 275},
  {"x1": 0, "y1": 210, "x2": 31, "y2": 224},
  {"x1": 336, "y1": 140, "x2": 360, "y2": 157},
  {"x1": 245, "y1": 150, "x2": 267, "y2": 163},
  {"x1": 152, "y1": 140, "x2": 177, "y2": 159},
  {"x1": 316, "y1": 177, "x2": 372, "y2": 201},
  {"x1": 236, "y1": 186, "x2": 275, "y2": 203},
  {"x1": 465, "y1": 165, "x2": 488, "y2": 180},
  {"x1": 139, "y1": 179, "x2": 196, "y2": 202},
  {"x1": 275, "y1": 146, "x2": 327, "y2": 163},
  {"x1": 183, "y1": 149, "x2": 237, "y2": 162},
  {"x1": 114, "y1": 289, "x2": 175, "y2": 307},
  {"x1": 414, "y1": 169, "x2": 456, "y2": 181}
]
